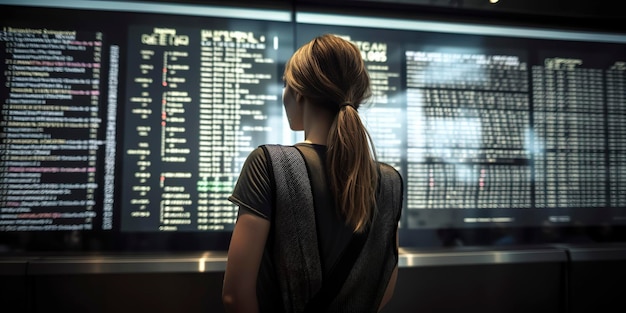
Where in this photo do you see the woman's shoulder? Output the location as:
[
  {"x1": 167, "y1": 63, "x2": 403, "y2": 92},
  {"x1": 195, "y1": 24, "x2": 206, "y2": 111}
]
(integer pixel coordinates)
[
  {"x1": 242, "y1": 146, "x2": 269, "y2": 164},
  {"x1": 376, "y1": 163, "x2": 403, "y2": 221},
  {"x1": 377, "y1": 162, "x2": 402, "y2": 182}
]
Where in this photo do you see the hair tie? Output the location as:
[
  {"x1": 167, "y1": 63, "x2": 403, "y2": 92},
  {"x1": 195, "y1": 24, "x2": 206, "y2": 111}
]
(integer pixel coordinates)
[{"x1": 339, "y1": 101, "x2": 353, "y2": 110}]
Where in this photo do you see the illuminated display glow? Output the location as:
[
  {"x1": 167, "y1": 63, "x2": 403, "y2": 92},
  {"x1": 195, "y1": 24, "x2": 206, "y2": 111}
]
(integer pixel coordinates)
[{"x1": 0, "y1": 0, "x2": 625, "y2": 250}]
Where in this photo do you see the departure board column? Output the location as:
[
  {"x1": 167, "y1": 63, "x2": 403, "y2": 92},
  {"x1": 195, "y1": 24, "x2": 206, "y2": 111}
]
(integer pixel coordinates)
[
  {"x1": 405, "y1": 51, "x2": 531, "y2": 219},
  {"x1": 198, "y1": 30, "x2": 278, "y2": 230},
  {"x1": 607, "y1": 61, "x2": 626, "y2": 208},
  {"x1": 532, "y1": 57, "x2": 606, "y2": 209},
  {"x1": 122, "y1": 25, "x2": 282, "y2": 232},
  {"x1": 123, "y1": 26, "x2": 200, "y2": 231},
  {"x1": 0, "y1": 27, "x2": 102, "y2": 231},
  {"x1": 351, "y1": 39, "x2": 403, "y2": 170}
]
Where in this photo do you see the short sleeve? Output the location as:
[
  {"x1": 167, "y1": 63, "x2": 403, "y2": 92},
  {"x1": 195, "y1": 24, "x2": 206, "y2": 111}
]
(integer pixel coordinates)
[{"x1": 228, "y1": 147, "x2": 273, "y2": 220}]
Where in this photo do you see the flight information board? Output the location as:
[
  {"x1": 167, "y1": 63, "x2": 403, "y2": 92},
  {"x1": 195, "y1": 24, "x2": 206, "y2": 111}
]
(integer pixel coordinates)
[
  {"x1": 296, "y1": 20, "x2": 626, "y2": 240},
  {"x1": 121, "y1": 25, "x2": 288, "y2": 232},
  {"x1": 0, "y1": 2, "x2": 293, "y2": 251},
  {"x1": 0, "y1": 26, "x2": 108, "y2": 232},
  {"x1": 1, "y1": 1, "x2": 625, "y2": 251}
]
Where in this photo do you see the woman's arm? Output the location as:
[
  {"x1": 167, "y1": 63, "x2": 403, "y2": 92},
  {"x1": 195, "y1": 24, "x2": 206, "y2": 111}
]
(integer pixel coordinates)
[{"x1": 222, "y1": 211, "x2": 270, "y2": 313}]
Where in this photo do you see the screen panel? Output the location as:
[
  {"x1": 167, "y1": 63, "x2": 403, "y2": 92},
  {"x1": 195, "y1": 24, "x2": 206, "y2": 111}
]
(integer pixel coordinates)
[
  {"x1": 296, "y1": 12, "x2": 626, "y2": 246},
  {"x1": 119, "y1": 22, "x2": 290, "y2": 233},
  {"x1": 0, "y1": 0, "x2": 293, "y2": 253}
]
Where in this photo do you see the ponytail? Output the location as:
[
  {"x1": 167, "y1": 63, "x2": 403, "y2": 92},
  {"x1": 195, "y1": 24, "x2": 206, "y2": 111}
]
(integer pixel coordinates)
[{"x1": 327, "y1": 103, "x2": 378, "y2": 233}]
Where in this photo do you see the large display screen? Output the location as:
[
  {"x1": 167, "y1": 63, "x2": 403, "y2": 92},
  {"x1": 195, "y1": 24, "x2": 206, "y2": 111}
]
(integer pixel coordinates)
[
  {"x1": 296, "y1": 13, "x2": 626, "y2": 246},
  {"x1": 0, "y1": 0, "x2": 293, "y2": 252},
  {"x1": 1, "y1": 0, "x2": 625, "y2": 252},
  {"x1": 120, "y1": 24, "x2": 291, "y2": 232}
]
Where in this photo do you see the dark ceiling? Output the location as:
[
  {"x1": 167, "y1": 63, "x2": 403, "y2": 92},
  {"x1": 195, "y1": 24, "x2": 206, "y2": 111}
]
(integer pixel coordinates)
[
  {"x1": 346, "y1": 0, "x2": 624, "y2": 19},
  {"x1": 118, "y1": 0, "x2": 626, "y2": 32}
]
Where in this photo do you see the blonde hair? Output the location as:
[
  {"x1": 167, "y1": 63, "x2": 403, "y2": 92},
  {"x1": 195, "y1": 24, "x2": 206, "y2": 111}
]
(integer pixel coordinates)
[{"x1": 284, "y1": 34, "x2": 378, "y2": 233}]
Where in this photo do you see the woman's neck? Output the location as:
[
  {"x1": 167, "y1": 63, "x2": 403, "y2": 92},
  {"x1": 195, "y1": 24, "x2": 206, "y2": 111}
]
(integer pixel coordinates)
[{"x1": 302, "y1": 101, "x2": 334, "y2": 145}]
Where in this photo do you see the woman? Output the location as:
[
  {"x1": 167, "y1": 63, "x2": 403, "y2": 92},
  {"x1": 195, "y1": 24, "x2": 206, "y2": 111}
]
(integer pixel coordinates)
[{"x1": 222, "y1": 34, "x2": 403, "y2": 313}]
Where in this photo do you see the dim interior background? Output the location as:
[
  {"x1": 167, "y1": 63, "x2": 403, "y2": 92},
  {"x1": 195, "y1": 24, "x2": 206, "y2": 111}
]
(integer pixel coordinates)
[{"x1": 1, "y1": 0, "x2": 626, "y2": 312}]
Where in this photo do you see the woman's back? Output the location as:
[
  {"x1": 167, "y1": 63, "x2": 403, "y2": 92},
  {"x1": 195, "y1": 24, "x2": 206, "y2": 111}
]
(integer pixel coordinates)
[{"x1": 223, "y1": 34, "x2": 403, "y2": 313}]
